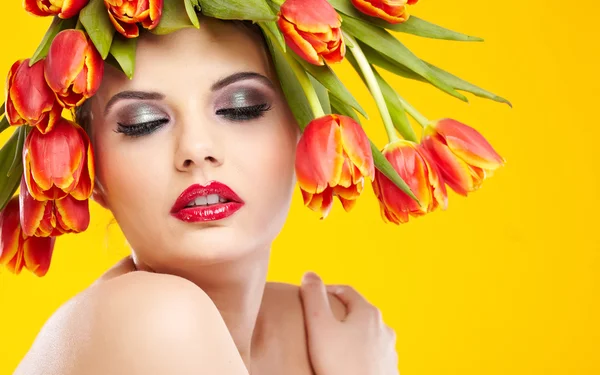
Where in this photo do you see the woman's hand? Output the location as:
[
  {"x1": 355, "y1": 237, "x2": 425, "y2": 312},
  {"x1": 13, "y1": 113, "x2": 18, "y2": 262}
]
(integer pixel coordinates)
[{"x1": 299, "y1": 272, "x2": 399, "y2": 375}]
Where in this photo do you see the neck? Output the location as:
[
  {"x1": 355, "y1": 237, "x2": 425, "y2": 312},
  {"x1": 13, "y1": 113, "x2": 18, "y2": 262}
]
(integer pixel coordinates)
[{"x1": 134, "y1": 249, "x2": 270, "y2": 369}]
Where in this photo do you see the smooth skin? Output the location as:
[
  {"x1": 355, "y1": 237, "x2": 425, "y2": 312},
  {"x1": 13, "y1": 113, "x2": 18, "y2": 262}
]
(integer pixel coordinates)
[{"x1": 14, "y1": 17, "x2": 398, "y2": 375}]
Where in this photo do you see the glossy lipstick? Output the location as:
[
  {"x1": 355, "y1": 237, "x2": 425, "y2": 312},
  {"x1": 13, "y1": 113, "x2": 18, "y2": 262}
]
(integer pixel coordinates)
[{"x1": 170, "y1": 181, "x2": 244, "y2": 222}]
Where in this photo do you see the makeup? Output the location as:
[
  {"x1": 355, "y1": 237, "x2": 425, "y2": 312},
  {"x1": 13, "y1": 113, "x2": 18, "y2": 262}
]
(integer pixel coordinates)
[{"x1": 170, "y1": 181, "x2": 244, "y2": 222}]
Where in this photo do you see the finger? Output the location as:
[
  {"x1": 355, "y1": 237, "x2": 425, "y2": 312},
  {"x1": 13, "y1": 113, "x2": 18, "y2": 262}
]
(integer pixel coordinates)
[
  {"x1": 325, "y1": 285, "x2": 369, "y2": 314},
  {"x1": 300, "y1": 272, "x2": 335, "y2": 331}
]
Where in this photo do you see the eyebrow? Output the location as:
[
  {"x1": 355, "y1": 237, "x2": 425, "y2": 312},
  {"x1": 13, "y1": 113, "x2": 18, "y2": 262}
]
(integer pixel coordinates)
[
  {"x1": 104, "y1": 71, "x2": 274, "y2": 115},
  {"x1": 211, "y1": 71, "x2": 275, "y2": 91}
]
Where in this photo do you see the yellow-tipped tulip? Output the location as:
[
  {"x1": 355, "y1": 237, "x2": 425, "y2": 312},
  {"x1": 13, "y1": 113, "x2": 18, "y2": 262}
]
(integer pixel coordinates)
[
  {"x1": 421, "y1": 118, "x2": 505, "y2": 196},
  {"x1": 296, "y1": 114, "x2": 374, "y2": 218},
  {"x1": 372, "y1": 140, "x2": 447, "y2": 224},
  {"x1": 0, "y1": 196, "x2": 55, "y2": 277},
  {"x1": 44, "y1": 29, "x2": 104, "y2": 109},
  {"x1": 105, "y1": 0, "x2": 164, "y2": 38},
  {"x1": 277, "y1": 0, "x2": 345, "y2": 65},
  {"x1": 24, "y1": 0, "x2": 89, "y2": 19},
  {"x1": 350, "y1": 0, "x2": 418, "y2": 24},
  {"x1": 19, "y1": 177, "x2": 90, "y2": 238},
  {"x1": 23, "y1": 117, "x2": 94, "y2": 201},
  {"x1": 4, "y1": 59, "x2": 62, "y2": 133}
]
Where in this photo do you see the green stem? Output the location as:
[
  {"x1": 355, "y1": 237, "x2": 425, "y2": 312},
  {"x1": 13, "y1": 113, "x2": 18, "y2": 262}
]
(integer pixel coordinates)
[
  {"x1": 344, "y1": 32, "x2": 399, "y2": 143},
  {"x1": 261, "y1": 23, "x2": 324, "y2": 122},
  {"x1": 395, "y1": 93, "x2": 430, "y2": 128}
]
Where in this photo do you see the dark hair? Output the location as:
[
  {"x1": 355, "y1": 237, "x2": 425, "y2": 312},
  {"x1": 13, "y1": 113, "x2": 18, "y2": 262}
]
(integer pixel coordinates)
[{"x1": 75, "y1": 19, "x2": 270, "y2": 135}]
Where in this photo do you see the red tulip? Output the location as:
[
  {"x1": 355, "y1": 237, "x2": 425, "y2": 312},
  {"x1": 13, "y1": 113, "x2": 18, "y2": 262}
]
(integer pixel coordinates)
[
  {"x1": 277, "y1": 0, "x2": 346, "y2": 66},
  {"x1": 421, "y1": 118, "x2": 504, "y2": 196},
  {"x1": 23, "y1": 117, "x2": 94, "y2": 201},
  {"x1": 4, "y1": 59, "x2": 62, "y2": 134},
  {"x1": 372, "y1": 140, "x2": 447, "y2": 224},
  {"x1": 24, "y1": 0, "x2": 89, "y2": 19},
  {"x1": 296, "y1": 114, "x2": 374, "y2": 218},
  {"x1": 105, "y1": 0, "x2": 164, "y2": 38},
  {"x1": 350, "y1": 0, "x2": 418, "y2": 24},
  {"x1": 0, "y1": 196, "x2": 55, "y2": 277},
  {"x1": 19, "y1": 177, "x2": 90, "y2": 238},
  {"x1": 44, "y1": 29, "x2": 104, "y2": 109}
]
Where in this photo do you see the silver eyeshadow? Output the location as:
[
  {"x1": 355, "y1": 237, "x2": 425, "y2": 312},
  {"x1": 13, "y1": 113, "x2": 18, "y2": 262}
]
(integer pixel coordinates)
[{"x1": 117, "y1": 103, "x2": 168, "y2": 125}]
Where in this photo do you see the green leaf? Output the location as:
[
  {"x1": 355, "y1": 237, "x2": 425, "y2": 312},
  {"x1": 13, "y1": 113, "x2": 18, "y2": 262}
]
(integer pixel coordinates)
[
  {"x1": 309, "y1": 75, "x2": 331, "y2": 115},
  {"x1": 330, "y1": 94, "x2": 361, "y2": 123},
  {"x1": 370, "y1": 140, "x2": 418, "y2": 202},
  {"x1": 388, "y1": 16, "x2": 483, "y2": 42},
  {"x1": 30, "y1": 16, "x2": 78, "y2": 65},
  {"x1": 0, "y1": 116, "x2": 9, "y2": 135},
  {"x1": 79, "y1": 0, "x2": 115, "y2": 59},
  {"x1": 291, "y1": 52, "x2": 369, "y2": 118},
  {"x1": 328, "y1": 0, "x2": 481, "y2": 41},
  {"x1": 184, "y1": 0, "x2": 201, "y2": 28},
  {"x1": 0, "y1": 102, "x2": 4, "y2": 115},
  {"x1": 424, "y1": 61, "x2": 512, "y2": 107},
  {"x1": 198, "y1": 0, "x2": 277, "y2": 21},
  {"x1": 0, "y1": 128, "x2": 25, "y2": 212},
  {"x1": 152, "y1": 0, "x2": 199, "y2": 35},
  {"x1": 109, "y1": 34, "x2": 137, "y2": 79},
  {"x1": 359, "y1": 41, "x2": 511, "y2": 106},
  {"x1": 341, "y1": 15, "x2": 467, "y2": 102},
  {"x1": 344, "y1": 51, "x2": 417, "y2": 142},
  {"x1": 259, "y1": 21, "x2": 286, "y2": 53},
  {"x1": 261, "y1": 24, "x2": 313, "y2": 129}
]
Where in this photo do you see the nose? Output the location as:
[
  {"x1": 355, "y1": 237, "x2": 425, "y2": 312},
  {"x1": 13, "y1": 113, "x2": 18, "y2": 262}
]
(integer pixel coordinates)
[{"x1": 174, "y1": 118, "x2": 223, "y2": 173}]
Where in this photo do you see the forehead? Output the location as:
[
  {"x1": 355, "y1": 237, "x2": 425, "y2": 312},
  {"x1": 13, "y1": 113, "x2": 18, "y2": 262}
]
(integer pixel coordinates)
[{"x1": 96, "y1": 18, "x2": 273, "y2": 101}]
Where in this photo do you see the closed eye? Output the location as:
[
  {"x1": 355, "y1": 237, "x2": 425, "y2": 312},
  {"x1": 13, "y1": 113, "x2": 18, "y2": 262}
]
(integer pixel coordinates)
[{"x1": 216, "y1": 103, "x2": 272, "y2": 121}]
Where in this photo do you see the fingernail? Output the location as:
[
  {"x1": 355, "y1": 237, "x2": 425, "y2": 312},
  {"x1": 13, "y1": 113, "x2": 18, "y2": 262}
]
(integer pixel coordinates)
[{"x1": 302, "y1": 271, "x2": 321, "y2": 285}]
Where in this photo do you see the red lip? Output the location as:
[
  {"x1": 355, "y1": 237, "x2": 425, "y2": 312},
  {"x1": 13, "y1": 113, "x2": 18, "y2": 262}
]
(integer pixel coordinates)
[{"x1": 171, "y1": 181, "x2": 244, "y2": 222}]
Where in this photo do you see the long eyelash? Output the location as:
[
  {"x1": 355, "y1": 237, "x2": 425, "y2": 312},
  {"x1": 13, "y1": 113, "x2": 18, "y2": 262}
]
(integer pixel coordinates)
[
  {"x1": 216, "y1": 103, "x2": 272, "y2": 121},
  {"x1": 114, "y1": 118, "x2": 169, "y2": 138}
]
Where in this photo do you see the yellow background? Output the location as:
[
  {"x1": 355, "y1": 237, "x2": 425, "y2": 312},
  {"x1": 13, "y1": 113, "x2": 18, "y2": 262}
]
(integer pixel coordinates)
[{"x1": 1, "y1": 0, "x2": 598, "y2": 374}]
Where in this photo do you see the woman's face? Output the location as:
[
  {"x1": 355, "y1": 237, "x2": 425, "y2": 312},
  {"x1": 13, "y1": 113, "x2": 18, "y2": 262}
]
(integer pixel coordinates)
[{"x1": 86, "y1": 18, "x2": 299, "y2": 271}]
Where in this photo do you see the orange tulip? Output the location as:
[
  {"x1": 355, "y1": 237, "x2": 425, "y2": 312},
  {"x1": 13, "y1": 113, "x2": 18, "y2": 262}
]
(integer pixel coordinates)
[
  {"x1": 277, "y1": 0, "x2": 345, "y2": 66},
  {"x1": 105, "y1": 0, "x2": 164, "y2": 38},
  {"x1": 4, "y1": 59, "x2": 62, "y2": 134},
  {"x1": 0, "y1": 197, "x2": 55, "y2": 277},
  {"x1": 24, "y1": 0, "x2": 89, "y2": 19},
  {"x1": 44, "y1": 29, "x2": 104, "y2": 109},
  {"x1": 23, "y1": 117, "x2": 94, "y2": 201},
  {"x1": 296, "y1": 114, "x2": 374, "y2": 218},
  {"x1": 350, "y1": 0, "x2": 418, "y2": 24},
  {"x1": 421, "y1": 118, "x2": 505, "y2": 196},
  {"x1": 19, "y1": 177, "x2": 90, "y2": 237},
  {"x1": 372, "y1": 140, "x2": 447, "y2": 224}
]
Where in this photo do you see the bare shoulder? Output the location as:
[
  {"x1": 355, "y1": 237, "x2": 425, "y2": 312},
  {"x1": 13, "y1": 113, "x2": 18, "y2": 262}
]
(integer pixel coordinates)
[
  {"x1": 264, "y1": 281, "x2": 347, "y2": 321},
  {"x1": 15, "y1": 271, "x2": 248, "y2": 375}
]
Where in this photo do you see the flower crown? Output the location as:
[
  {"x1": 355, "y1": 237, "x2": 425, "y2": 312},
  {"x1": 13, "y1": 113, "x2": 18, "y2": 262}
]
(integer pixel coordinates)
[{"x1": 0, "y1": 0, "x2": 509, "y2": 277}]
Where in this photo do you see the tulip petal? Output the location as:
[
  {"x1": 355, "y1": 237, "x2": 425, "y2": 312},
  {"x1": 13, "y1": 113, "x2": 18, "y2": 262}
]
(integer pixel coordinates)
[
  {"x1": 45, "y1": 30, "x2": 88, "y2": 96},
  {"x1": 55, "y1": 195, "x2": 90, "y2": 233},
  {"x1": 19, "y1": 177, "x2": 48, "y2": 237},
  {"x1": 28, "y1": 119, "x2": 86, "y2": 196},
  {"x1": 24, "y1": 0, "x2": 50, "y2": 16},
  {"x1": 107, "y1": 8, "x2": 141, "y2": 38},
  {"x1": 435, "y1": 119, "x2": 504, "y2": 170},
  {"x1": 9, "y1": 59, "x2": 57, "y2": 126},
  {"x1": 5, "y1": 246, "x2": 25, "y2": 275},
  {"x1": 422, "y1": 134, "x2": 473, "y2": 196},
  {"x1": 277, "y1": 18, "x2": 321, "y2": 65},
  {"x1": 280, "y1": 0, "x2": 341, "y2": 34},
  {"x1": 0, "y1": 198, "x2": 22, "y2": 266},
  {"x1": 338, "y1": 115, "x2": 374, "y2": 180},
  {"x1": 142, "y1": 0, "x2": 163, "y2": 29},
  {"x1": 295, "y1": 116, "x2": 344, "y2": 194},
  {"x1": 23, "y1": 235, "x2": 55, "y2": 277},
  {"x1": 351, "y1": 0, "x2": 410, "y2": 24},
  {"x1": 60, "y1": 0, "x2": 90, "y2": 18}
]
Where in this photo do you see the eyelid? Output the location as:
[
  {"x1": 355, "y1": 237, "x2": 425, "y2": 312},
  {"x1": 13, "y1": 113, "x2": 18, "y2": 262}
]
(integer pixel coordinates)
[{"x1": 117, "y1": 104, "x2": 169, "y2": 125}]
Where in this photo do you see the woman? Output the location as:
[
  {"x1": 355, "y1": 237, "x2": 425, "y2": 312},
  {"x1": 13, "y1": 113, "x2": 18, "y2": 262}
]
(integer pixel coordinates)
[
  {"x1": 1, "y1": 1, "x2": 506, "y2": 373},
  {"x1": 10, "y1": 15, "x2": 399, "y2": 375}
]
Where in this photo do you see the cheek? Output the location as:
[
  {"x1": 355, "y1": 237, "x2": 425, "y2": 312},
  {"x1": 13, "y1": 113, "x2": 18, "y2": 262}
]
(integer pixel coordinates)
[{"x1": 94, "y1": 131, "x2": 172, "y2": 219}]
